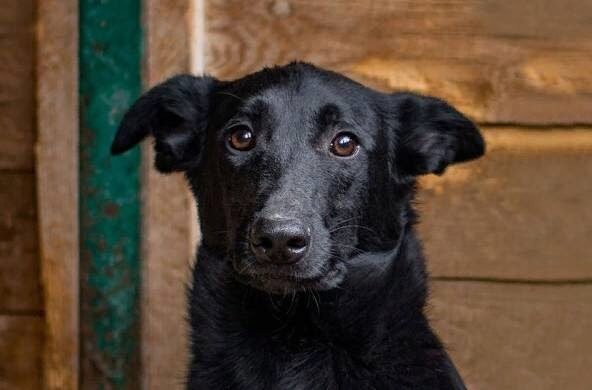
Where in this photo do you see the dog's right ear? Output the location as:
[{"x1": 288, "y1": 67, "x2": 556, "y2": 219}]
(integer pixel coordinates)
[{"x1": 111, "y1": 74, "x2": 217, "y2": 173}]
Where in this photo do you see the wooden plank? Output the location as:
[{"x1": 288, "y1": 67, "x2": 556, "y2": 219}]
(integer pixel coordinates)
[
  {"x1": 430, "y1": 281, "x2": 592, "y2": 390},
  {"x1": 0, "y1": 101, "x2": 35, "y2": 171},
  {"x1": 0, "y1": 1, "x2": 34, "y2": 170},
  {"x1": 0, "y1": 173, "x2": 41, "y2": 312},
  {"x1": 205, "y1": 0, "x2": 592, "y2": 124},
  {"x1": 0, "y1": 314, "x2": 43, "y2": 390},
  {"x1": 0, "y1": 37, "x2": 34, "y2": 102},
  {"x1": 0, "y1": 0, "x2": 33, "y2": 29},
  {"x1": 0, "y1": 315, "x2": 43, "y2": 389},
  {"x1": 36, "y1": 0, "x2": 79, "y2": 388},
  {"x1": 142, "y1": 1, "x2": 195, "y2": 388},
  {"x1": 419, "y1": 128, "x2": 592, "y2": 281}
]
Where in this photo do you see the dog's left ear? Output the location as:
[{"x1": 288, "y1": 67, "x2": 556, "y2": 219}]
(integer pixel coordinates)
[
  {"x1": 390, "y1": 93, "x2": 485, "y2": 176},
  {"x1": 111, "y1": 74, "x2": 218, "y2": 173}
]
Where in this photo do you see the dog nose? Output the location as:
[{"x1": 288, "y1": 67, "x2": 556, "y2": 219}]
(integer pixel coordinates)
[{"x1": 250, "y1": 217, "x2": 310, "y2": 264}]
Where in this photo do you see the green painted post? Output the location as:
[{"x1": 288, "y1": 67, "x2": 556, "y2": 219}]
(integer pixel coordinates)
[{"x1": 79, "y1": 0, "x2": 142, "y2": 387}]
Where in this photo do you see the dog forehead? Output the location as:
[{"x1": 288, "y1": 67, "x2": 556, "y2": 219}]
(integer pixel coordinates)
[
  {"x1": 246, "y1": 81, "x2": 369, "y2": 127},
  {"x1": 226, "y1": 65, "x2": 364, "y2": 112},
  {"x1": 218, "y1": 65, "x2": 381, "y2": 148}
]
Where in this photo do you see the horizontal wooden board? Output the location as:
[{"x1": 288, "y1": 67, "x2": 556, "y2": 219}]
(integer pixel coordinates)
[
  {"x1": 0, "y1": 315, "x2": 43, "y2": 389},
  {"x1": 418, "y1": 128, "x2": 592, "y2": 281},
  {"x1": 430, "y1": 281, "x2": 592, "y2": 390},
  {"x1": 0, "y1": 173, "x2": 41, "y2": 312},
  {"x1": 205, "y1": 0, "x2": 592, "y2": 124}
]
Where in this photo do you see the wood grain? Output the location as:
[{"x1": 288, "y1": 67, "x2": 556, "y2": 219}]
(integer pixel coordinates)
[
  {"x1": 143, "y1": 1, "x2": 195, "y2": 388},
  {"x1": 205, "y1": 0, "x2": 592, "y2": 124},
  {"x1": 0, "y1": 315, "x2": 43, "y2": 390},
  {"x1": 419, "y1": 127, "x2": 592, "y2": 281},
  {"x1": 36, "y1": 0, "x2": 79, "y2": 388},
  {"x1": 0, "y1": 4, "x2": 42, "y2": 389},
  {"x1": 0, "y1": 173, "x2": 41, "y2": 312},
  {"x1": 430, "y1": 281, "x2": 592, "y2": 390}
]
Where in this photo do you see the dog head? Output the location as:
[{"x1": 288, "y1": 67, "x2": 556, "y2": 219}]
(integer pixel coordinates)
[{"x1": 112, "y1": 62, "x2": 484, "y2": 294}]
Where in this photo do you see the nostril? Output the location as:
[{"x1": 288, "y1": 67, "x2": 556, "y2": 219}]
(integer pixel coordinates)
[{"x1": 287, "y1": 237, "x2": 308, "y2": 250}]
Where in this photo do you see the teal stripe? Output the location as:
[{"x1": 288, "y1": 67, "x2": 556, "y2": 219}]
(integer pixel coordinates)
[{"x1": 79, "y1": 0, "x2": 142, "y2": 387}]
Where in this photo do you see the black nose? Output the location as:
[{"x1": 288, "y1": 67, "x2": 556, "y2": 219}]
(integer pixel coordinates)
[{"x1": 250, "y1": 217, "x2": 310, "y2": 264}]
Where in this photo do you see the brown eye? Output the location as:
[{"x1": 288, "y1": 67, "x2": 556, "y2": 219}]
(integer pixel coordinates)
[
  {"x1": 330, "y1": 132, "x2": 359, "y2": 157},
  {"x1": 228, "y1": 126, "x2": 255, "y2": 151}
]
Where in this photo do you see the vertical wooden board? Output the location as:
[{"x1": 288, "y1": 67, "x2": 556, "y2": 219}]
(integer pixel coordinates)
[
  {"x1": 430, "y1": 281, "x2": 592, "y2": 390},
  {"x1": 419, "y1": 128, "x2": 592, "y2": 281},
  {"x1": 37, "y1": 0, "x2": 79, "y2": 388},
  {"x1": 205, "y1": 0, "x2": 592, "y2": 124},
  {"x1": 142, "y1": 1, "x2": 195, "y2": 388},
  {"x1": 79, "y1": 1, "x2": 142, "y2": 388},
  {"x1": 0, "y1": 316, "x2": 43, "y2": 390},
  {"x1": 0, "y1": 173, "x2": 41, "y2": 312}
]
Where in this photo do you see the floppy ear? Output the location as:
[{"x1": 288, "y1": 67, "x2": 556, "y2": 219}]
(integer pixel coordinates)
[
  {"x1": 111, "y1": 74, "x2": 217, "y2": 173},
  {"x1": 391, "y1": 93, "x2": 485, "y2": 176}
]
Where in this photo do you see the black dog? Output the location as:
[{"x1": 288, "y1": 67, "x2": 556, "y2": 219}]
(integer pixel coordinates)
[{"x1": 112, "y1": 62, "x2": 484, "y2": 389}]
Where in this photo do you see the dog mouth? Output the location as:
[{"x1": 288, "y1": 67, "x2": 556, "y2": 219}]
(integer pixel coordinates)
[{"x1": 232, "y1": 260, "x2": 345, "y2": 294}]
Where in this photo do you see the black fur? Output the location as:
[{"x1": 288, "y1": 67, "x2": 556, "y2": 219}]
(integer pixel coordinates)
[{"x1": 112, "y1": 62, "x2": 484, "y2": 389}]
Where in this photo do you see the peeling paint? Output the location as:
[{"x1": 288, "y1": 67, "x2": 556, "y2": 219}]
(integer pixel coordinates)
[{"x1": 79, "y1": 0, "x2": 142, "y2": 388}]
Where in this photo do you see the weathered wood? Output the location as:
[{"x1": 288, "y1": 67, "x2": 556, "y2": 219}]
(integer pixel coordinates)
[
  {"x1": 0, "y1": 315, "x2": 43, "y2": 390},
  {"x1": 430, "y1": 281, "x2": 592, "y2": 390},
  {"x1": 142, "y1": 1, "x2": 195, "y2": 388},
  {"x1": 0, "y1": 173, "x2": 41, "y2": 312},
  {"x1": 206, "y1": 0, "x2": 592, "y2": 124},
  {"x1": 0, "y1": 1, "x2": 35, "y2": 170},
  {"x1": 419, "y1": 128, "x2": 592, "y2": 281},
  {"x1": 36, "y1": 0, "x2": 79, "y2": 388}
]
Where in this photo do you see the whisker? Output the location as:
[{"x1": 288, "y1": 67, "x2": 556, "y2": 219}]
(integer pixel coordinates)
[
  {"x1": 216, "y1": 91, "x2": 245, "y2": 102},
  {"x1": 310, "y1": 289, "x2": 320, "y2": 315},
  {"x1": 327, "y1": 217, "x2": 358, "y2": 231},
  {"x1": 329, "y1": 224, "x2": 378, "y2": 235}
]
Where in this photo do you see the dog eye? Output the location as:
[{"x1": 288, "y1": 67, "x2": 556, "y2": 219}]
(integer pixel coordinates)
[
  {"x1": 228, "y1": 126, "x2": 255, "y2": 151},
  {"x1": 330, "y1": 132, "x2": 359, "y2": 157}
]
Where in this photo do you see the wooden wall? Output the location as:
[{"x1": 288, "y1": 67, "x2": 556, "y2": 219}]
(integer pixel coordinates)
[
  {"x1": 0, "y1": 1, "x2": 43, "y2": 389},
  {"x1": 134, "y1": 1, "x2": 592, "y2": 389},
  {"x1": 200, "y1": 1, "x2": 592, "y2": 389},
  {"x1": 135, "y1": 1, "x2": 592, "y2": 389},
  {"x1": 2, "y1": 1, "x2": 591, "y2": 389}
]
